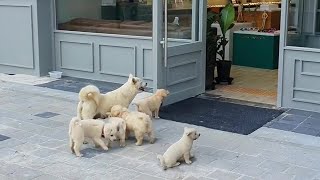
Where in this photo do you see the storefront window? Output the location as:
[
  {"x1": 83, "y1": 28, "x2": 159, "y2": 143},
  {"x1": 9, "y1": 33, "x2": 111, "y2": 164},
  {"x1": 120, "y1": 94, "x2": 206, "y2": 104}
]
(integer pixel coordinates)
[
  {"x1": 55, "y1": 0, "x2": 193, "y2": 39},
  {"x1": 56, "y1": 0, "x2": 153, "y2": 37},
  {"x1": 286, "y1": 0, "x2": 320, "y2": 48}
]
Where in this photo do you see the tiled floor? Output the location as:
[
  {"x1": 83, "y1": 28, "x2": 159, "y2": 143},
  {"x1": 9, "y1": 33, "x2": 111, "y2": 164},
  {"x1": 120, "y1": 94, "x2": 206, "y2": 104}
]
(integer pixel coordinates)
[
  {"x1": 1, "y1": 81, "x2": 320, "y2": 180},
  {"x1": 265, "y1": 109, "x2": 320, "y2": 136},
  {"x1": 207, "y1": 65, "x2": 278, "y2": 106}
]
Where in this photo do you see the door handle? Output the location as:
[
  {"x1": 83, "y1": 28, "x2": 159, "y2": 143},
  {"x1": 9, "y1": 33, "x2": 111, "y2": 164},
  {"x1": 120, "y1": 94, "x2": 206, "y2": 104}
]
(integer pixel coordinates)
[{"x1": 160, "y1": 39, "x2": 165, "y2": 48}]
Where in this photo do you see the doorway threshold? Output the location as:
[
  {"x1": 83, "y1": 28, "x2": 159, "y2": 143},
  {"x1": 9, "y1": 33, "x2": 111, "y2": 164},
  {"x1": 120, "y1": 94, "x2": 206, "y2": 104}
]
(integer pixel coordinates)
[{"x1": 199, "y1": 93, "x2": 278, "y2": 110}]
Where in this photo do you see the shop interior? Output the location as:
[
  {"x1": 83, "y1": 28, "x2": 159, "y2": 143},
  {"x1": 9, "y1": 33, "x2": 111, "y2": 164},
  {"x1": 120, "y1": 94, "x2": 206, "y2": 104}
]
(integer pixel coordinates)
[
  {"x1": 205, "y1": 0, "x2": 320, "y2": 106},
  {"x1": 206, "y1": 0, "x2": 282, "y2": 106}
]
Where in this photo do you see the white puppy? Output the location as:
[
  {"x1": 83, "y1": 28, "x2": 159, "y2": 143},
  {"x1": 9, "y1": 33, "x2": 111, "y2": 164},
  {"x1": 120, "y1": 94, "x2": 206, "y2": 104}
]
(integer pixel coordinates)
[
  {"x1": 77, "y1": 74, "x2": 147, "y2": 119},
  {"x1": 102, "y1": 117, "x2": 126, "y2": 147},
  {"x1": 110, "y1": 105, "x2": 155, "y2": 146},
  {"x1": 157, "y1": 127, "x2": 200, "y2": 170},
  {"x1": 134, "y1": 89, "x2": 169, "y2": 118},
  {"x1": 68, "y1": 117, "x2": 119, "y2": 157}
]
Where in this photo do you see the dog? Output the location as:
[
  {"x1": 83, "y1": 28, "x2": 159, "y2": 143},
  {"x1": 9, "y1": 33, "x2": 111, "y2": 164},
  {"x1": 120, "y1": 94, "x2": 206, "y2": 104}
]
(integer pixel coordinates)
[
  {"x1": 157, "y1": 127, "x2": 200, "y2": 170},
  {"x1": 68, "y1": 117, "x2": 119, "y2": 157},
  {"x1": 77, "y1": 74, "x2": 147, "y2": 120},
  {"x1": 102, "y1": 117, "x2": 126, "y2": 147},
  {"x1": 133, "y1": 89, "x2": 169, "y2": 118},
  {"x1": 110, "y1": 105, "x2": 155, "y2": 146}
]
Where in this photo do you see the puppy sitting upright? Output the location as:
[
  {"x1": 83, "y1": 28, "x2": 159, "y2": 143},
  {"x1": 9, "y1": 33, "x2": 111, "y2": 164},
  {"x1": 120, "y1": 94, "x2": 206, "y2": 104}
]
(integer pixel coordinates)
[
  {"x1": 110, "y1": 105, "x2": 155, "y2": 146},
  {"x1": 68, "y1": 117, "x2": 119, "y2": 157},
  {"x1": 134, "y1": 89, "x2": 169, "y2": 118},
  {"x1": 157, "y1": 127, "x2": 200, "y2": 170},
  {"x1": 103, "y1": 116, "x2": 126, "y2": 147}
]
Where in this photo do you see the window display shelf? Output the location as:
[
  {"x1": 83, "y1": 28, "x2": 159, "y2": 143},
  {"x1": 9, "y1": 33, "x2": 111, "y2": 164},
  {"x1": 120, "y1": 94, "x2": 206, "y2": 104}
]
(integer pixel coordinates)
[{"x1": 207, "y1": 2, "x2": 281, "y2": 8}]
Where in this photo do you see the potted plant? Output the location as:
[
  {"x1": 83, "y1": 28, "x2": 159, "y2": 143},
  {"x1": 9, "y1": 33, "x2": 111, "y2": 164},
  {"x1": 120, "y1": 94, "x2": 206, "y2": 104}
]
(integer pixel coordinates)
[
  {"x1": 215, "y1": 2, "x2": 235, "y2": 85},
  {"x1": 205, "y1": 11, "x2": 219, "y2": 90}
]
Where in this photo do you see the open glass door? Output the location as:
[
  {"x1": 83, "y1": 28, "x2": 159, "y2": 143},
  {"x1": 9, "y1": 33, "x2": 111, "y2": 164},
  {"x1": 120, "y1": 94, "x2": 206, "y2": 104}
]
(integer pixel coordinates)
[{"x1": 153, "y1": 0, "x2": 207, "y2": 105}]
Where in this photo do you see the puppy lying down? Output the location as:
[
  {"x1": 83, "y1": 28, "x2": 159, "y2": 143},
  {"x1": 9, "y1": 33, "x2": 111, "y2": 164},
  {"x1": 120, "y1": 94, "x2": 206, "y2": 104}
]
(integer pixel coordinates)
[
  {"x1": 134, "y1": 89, "x2": 169, "y2": 118},
  {"x1": 68, "y1": 117, "x2": 119, "y2": 157},
  {"x1": 157, "y1": 127, "x2": 200, "y2": 170},
  {"x1": 110, "y1": 105, "x2": 155, "y2": 146}
]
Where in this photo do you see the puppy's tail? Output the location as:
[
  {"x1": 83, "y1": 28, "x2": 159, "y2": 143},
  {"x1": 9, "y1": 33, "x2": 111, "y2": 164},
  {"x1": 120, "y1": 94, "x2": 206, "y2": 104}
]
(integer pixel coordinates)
[
  {"x1": 76, "y1": 101, "x2": 83, "y2": 119},
  {"x1": 69, "y1": 117, "x2": 81, "y2": 135},
  {"x1": 157, "y1": 155, "x2": 167, "y2": 170},
  {"x1": 79, "y1": 85, "x2": 101, "y2": 106}
]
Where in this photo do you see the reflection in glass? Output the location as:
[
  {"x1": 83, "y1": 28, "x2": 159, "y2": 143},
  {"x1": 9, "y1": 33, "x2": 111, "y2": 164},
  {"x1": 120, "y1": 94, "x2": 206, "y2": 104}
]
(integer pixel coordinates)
[
  {"x1": 287, "y1": 0, "x2": 320, "y2": 48},
  {"x1": 165, "y1": 0, "x2": 193, "y2": 39}
]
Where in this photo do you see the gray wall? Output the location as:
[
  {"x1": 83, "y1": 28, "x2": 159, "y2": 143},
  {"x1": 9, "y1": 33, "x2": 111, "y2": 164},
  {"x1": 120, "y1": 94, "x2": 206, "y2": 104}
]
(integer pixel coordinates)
[
  {"x1": 0, "y1": 0, "x2": 53, "y2": 76},
  {"x1": 56, "y1": 0, "x2": 101, "y2": 24},
  {"x1": 55, "y1": 32, "x2": 154, "y2": 86},
  {"x1": 37, "y1": 0, "x2": 54, "y2": 75}
]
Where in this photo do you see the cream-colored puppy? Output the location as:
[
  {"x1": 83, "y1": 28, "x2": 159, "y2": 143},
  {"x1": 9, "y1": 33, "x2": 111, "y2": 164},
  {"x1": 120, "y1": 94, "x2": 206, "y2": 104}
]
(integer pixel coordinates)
[
  {"x1": 157, "y1": 127, "x2": 200, "y2": 170},
  {"x1": 110, "y1": 105, "x2": 155, "y2": 146},
  {"x1": 68, "y1": 117, "x2": 119, "y2": 157},
  {"x1": 77, "y1": 74, "x2": 147, "y2": 119},
  {"x1": 102, "y1": 117, "x2": 126, "y2": 147},
  {"x1": 134, "y1": 89, "x2": 169, "y2": 118}
]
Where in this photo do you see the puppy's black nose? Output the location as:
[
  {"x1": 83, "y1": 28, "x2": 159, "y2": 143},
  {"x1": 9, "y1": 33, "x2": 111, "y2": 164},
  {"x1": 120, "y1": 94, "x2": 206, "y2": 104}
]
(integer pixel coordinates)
[
  {"x1": 199, "y1": 133, "x2": 201, "y2": 136},
  {"x1": 146, "y1": 83, "x2": 148, "y2": 85}
]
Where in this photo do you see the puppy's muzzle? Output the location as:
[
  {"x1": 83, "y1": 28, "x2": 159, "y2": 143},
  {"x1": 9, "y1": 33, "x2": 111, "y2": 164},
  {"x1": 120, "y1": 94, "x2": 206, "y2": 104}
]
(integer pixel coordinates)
[{"x1": 139, "y1": 83, "x2": 147, "y2": 91}]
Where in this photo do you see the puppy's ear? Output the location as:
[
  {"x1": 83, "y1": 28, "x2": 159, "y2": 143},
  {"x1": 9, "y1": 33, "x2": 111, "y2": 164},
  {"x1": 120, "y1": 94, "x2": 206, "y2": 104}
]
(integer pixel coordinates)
[
  {"x1": 166, "y1": 90, "x2": 170, "y2": 95},
  {"x1": 132, "y1": 78, "x2": 137, "y2": 84},
  {"x1": 129, "y1": 74, "x2": 133, "y2": 78},
  {"x1": 184, "y1": 127, "x2": 192, "y2": 136},
  {"x1": 105, "y1": 112, "x2": 111, "y2": 118}
]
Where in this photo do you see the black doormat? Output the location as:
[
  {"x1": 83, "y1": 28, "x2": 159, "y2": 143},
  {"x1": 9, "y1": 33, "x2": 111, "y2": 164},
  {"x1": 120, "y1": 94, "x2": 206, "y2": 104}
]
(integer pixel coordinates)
[
  {"x1": 37, "y1": 77, "x2": 152, "y2": 93},
  {"x1": 160, "y1": 97, "x2": 284, "y2": 135}
]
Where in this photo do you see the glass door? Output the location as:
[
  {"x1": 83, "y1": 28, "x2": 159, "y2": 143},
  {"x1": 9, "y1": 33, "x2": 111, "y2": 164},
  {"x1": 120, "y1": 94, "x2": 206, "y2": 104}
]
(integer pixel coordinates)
[{"x1": 153, "y1": 0, "x2": 207, "y2": 105}]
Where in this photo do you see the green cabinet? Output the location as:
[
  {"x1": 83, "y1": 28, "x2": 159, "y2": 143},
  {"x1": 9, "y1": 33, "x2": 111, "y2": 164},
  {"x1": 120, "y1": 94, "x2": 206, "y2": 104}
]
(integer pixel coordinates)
[{"x1": 233, "y1": 31, "x2": 280, "y2": 69}]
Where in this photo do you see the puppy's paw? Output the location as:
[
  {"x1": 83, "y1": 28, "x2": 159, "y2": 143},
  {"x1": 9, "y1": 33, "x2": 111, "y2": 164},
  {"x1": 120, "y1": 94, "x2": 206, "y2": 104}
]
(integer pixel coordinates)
[
  {"x1": 154, "y1": 116, "x2": 160, "y2": 119},
  {"x1": 135, "y1": 142, "x2": 143, "y2": 146},
  {"x1": 149, "y1": 138, "x2": 156, "y2": 144},
  {"x1": 76, "y1": 153, "x2": 83, "y2": 157},
  {"x1": 186, "y1": 160, "x2": 192, "y2": 164},
  {"x1": 102, "y1": 147, "x2": 109, "y2": 151},
  {"x1": 120, "y1": 142, "x2": 126, "y2": 147}
]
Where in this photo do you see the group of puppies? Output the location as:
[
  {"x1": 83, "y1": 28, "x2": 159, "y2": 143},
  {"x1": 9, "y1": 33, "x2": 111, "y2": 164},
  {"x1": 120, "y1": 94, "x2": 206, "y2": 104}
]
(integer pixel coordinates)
[{"x1": 68, "y1": 74, "x2": 200, "y2": 170}]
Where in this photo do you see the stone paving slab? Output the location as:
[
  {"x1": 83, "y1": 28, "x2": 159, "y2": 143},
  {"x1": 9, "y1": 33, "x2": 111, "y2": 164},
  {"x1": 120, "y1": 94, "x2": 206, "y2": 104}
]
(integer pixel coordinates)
[{"x1": 0, "y1": 81, "x2": 320, "y2": 179}]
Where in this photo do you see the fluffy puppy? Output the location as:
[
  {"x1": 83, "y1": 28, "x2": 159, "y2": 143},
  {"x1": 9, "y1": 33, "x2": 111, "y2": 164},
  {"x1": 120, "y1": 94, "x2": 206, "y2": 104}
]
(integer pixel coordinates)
[
  {"x1": 103, "y1": 117, "x2": 126, "y2": 147},
  {"x1": 134, "y1": 89, "x2": 169, "y2": 118},
  {"x1": 77, "y1": 74, "x2": 147, "y2": 119},
  {"x1": 68, "y1": 117, "x2": 119, "y2": 157},
  {"x1": 157, "y1": 127, "x2": 200, "y2": 170},
  {"x1": 110, "y1": 105, "x2": 155, "y2": 146}
]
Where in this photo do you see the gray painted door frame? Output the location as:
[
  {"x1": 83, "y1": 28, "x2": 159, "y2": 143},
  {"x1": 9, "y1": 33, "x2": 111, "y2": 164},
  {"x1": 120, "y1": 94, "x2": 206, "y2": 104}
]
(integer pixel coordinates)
[{"x1": 152, "y1": 0, "x2": 207, "y2": 105}]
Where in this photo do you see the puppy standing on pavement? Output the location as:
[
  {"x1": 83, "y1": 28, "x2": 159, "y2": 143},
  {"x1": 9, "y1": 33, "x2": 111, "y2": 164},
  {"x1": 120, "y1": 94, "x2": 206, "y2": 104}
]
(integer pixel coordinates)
[
  {"x1": 77, "y1": 74, "x2": 147, "y2": 120},
  {"x1": 68, "y1": 117, "x2": 119, "y2": 157},
  {"x1": 133, "y1": 89, "x2": 169, "y2": 118},
  {"x1": 110, "y1": 105, "x2": 155, "y2": 146},
  {"x1": 157, "y1": 127, "x2": 200, "y2": 170}
]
